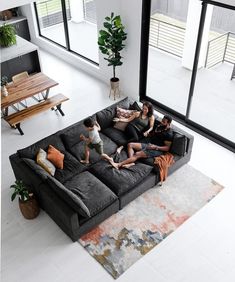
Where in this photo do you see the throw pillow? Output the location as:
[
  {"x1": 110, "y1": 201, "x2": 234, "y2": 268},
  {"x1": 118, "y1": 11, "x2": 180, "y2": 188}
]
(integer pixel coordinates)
[
  {"x1": 47, "y1": 145, "x2": 64, "y2": 169},
  {"x1": 129, "y1": 101, "x2": 142, "y2": 111},
  {"x1": 47, "y1": 176, "x2": 91, "y2": 217},
  {"x1": 36, "y1": 148, "x2": 56, "y2": 176},
  {"x1": 170, "y1": 132, "x2": 187, "y2": 156},
  {"x1": 113, "y1": 107, "x2": 136, "y2": 131}
]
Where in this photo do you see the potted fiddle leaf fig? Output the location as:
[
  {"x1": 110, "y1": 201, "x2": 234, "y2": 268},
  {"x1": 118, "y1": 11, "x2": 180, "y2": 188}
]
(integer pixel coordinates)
[
  {"x1": 0, "y1": 24, "x2": 16, "y2": 47},
  {"x1": 98, "y1": 13, "x2": 127, "y2": 99},
  {"x1": 10, "y1": 180, "x2": 40, "y2": 219}
]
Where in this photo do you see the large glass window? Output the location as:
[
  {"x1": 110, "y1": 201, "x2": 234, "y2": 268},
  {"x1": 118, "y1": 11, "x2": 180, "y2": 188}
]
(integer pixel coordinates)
[
  {"x1": 141, "y1": 0, "x2": 235, "y2": 151},
  {"x1": 189, "y1": 5, "x2": 235, "y2": 142},
  {"x1": 35, "y1": 0, "x2": 99, "y2": 63}
]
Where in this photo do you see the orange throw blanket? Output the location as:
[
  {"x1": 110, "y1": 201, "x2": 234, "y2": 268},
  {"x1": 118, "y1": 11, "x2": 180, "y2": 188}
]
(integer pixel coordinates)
[{"x1": 154, "y1": 153, "x2": 175, "y2": 183}]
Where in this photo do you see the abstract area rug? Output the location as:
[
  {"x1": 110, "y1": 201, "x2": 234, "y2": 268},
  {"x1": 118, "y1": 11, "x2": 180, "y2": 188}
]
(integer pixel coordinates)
[{"x1": 79, "y1": 165, "x2": 224, "y2": 279}]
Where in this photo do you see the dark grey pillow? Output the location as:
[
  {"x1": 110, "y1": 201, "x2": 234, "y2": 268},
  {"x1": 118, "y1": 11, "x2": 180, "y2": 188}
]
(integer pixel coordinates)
[
  {"x1": 129, "y1": 101, "x2": 142, "y2": 111},
  {"x1": 46, "y1": 176, "x2": 91, "y2": 217},
  {"x1": 170, "y1": 132, "x2": 187, "y2": 156},
  {"x1": 22, "y1": 158, "x2": 50, "y2": 180}
]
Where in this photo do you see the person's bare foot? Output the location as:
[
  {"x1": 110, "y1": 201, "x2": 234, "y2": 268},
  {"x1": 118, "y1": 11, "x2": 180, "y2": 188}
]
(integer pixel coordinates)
[
  {"x1": 110, "y1": 160, "x2": 120, "y2": 169},
  {"x1": 116, "y1": 145, "x2": 124, "y2": 154},
  {"x1": 122, "y1": 163, "x2": 135, "y2": 168},
  {"x1": 80, "y1": 160, "x2": 89, "y2": 164}
]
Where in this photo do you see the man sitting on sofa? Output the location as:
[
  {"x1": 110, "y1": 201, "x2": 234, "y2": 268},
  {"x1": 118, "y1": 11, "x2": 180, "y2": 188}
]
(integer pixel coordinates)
[{"x1": 110, "y1": 115, "x2": 173, "y2": 169}]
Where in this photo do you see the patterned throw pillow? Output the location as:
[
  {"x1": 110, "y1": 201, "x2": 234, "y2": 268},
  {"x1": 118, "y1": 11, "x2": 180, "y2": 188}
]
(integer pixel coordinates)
[
  {"x1": 113, "y1": 107, "x2": 136, "y2": 131},
  {"x1": 47, "y1": 145, "x2": 64, "y2": 169},
  {"x1": 36, "y1": 148, "x2": 56, "y2": 176}
]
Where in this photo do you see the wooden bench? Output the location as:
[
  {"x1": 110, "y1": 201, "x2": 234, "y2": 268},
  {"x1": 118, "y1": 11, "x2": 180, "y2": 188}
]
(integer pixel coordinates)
[{"x1": 5, "y1": 93, "x2": 69, "y2": 135}]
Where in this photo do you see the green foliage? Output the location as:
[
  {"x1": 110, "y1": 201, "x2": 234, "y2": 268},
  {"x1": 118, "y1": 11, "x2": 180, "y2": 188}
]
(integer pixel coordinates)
[
  {"x1": 98, "y1": 13, "x2": 127, "y2": 78},
  {"x1": 1, "y1": 75, "x2": 8, "y2": 86},
  {"x1": 10, "y1": 180, "x2": 30, "y2": 202},
  {"x1": 0, "y1": 24, "x2": 16, "y2": 47}
]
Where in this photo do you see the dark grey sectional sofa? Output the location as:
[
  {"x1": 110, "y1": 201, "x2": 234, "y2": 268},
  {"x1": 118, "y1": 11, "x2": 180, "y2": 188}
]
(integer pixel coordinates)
[{"x1": 9, "y1": 97, "x2": 194, "y2": 241}]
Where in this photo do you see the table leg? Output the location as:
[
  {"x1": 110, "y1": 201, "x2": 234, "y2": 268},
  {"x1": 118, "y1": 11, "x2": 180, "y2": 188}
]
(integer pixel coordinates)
[{"x1": 42, "y1": 89, "x2": 50, "y2": 100}]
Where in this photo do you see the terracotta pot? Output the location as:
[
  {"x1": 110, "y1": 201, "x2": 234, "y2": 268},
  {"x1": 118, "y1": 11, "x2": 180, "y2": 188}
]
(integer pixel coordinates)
[
  {"x1": 110, "y1": 78, "x2": 120, "y2": 100},
  {"x1": 19, "y1": 196, "x2": 40, "y2": 219}
]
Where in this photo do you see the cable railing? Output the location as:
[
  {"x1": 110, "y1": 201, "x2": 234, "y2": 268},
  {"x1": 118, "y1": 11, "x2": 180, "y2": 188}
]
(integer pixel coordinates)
[
  {"x1": 149, "y1": 17, "x2": 186, "y2": 58},
  {"x1": 205, "y1": 32, "x2": 235, "y2": 68},
  {"x1": 36, "y1": 0, "x2": 96, "y2": 29}
]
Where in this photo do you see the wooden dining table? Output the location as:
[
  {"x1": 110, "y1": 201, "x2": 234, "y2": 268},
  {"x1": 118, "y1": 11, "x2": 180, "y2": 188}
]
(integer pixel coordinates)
[{"x1": 1, "y1": 72, "x2": 59, "y2": 116}]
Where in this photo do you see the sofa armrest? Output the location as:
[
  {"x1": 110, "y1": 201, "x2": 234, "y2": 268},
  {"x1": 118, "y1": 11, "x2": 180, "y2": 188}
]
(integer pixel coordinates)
[{"x1": 39, "y1": 182, "x2": 80, "y2": 241}]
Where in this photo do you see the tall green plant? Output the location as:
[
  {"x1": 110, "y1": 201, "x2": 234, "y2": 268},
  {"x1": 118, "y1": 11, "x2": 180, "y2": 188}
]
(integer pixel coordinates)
[
  {"x1": 0, "y1": 24, "x2": 16, "y2": 47},
  {"x1": 10, "y1": 180, "x2": 30, "y2": 202},
  {"x1": 98, "y1": 13, "x2": 127, "y2": 80}
]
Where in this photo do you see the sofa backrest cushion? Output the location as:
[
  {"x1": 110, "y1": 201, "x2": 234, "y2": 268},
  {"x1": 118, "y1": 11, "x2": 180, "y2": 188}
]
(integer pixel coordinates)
[
  {"x1": 47, "y1": 176, "x2": 91, "y2": 218},
  {"x1": 22, "y1": 158, "x2": 50, "y2": 180},
  {"x1": 18, "y1": 133, "x2": 65, "y2": 160},
  {"x1": 96, "y1": 97, "x2": 130, "y2": 129},
  {"x1": 60, "y1": 119, "x2": 93, "y2": 149},
  {"x1": 170, "y1": 132, "x2": 188, "y2": 156}
]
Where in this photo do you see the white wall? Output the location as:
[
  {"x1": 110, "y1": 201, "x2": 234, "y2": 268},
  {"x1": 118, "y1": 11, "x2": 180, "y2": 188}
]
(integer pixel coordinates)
[
  {"x1": 0, "y1": 0, "x2": 34, "y2": 11},
  {"x1": 120, "y1": 0, "x2": 142, "y2": 100}
]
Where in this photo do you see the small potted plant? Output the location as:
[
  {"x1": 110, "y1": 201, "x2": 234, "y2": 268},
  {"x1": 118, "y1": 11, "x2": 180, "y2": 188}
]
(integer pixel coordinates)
[
  {"x1": 0, "y1": 23, "x2": 16, "y2": 47},
  {"x1": 10, "y1": 180, "x2": 40, "y2": 219},
  {"x1": 98, "y1": 13, "x2": 127, "y2": 99},
  {"x1": 1, "y1": 75, "x2": 9, "y2": 97}
]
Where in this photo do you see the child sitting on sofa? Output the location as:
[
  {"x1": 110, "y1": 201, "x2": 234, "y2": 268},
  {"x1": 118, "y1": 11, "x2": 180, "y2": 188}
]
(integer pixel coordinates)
[{"x1": 80, "y1": 117, "x2": 113, "y2": 164}]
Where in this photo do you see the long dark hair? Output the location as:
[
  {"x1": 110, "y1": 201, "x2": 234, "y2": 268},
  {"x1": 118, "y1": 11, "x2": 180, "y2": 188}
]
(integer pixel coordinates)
[{"x1": 142, "y1": 101, "x2": 153, "y2": 118}]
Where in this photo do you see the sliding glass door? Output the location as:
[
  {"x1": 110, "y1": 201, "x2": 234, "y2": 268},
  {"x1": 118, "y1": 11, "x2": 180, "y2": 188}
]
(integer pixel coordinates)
[
  {"x1": 141, "y1": 0, "x2": 235, "y2": 151},
  {"x1": 35, "y1": 0, "x2": 99, "y2": 64}
]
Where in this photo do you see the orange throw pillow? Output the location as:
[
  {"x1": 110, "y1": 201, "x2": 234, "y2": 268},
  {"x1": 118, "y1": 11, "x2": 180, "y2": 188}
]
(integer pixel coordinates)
[{"x1": 47, "y1": 145, "x2": 64, "y2": 169}]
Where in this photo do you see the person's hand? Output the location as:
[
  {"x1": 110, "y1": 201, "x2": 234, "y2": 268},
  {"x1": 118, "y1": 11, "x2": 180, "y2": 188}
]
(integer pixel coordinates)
[
  {"x1": 113, "y1": 117, "x2": 119, "y2": 122},
  {"x1": 143, "y1": 131, "x2": 149, "y2": 137},
  {"x1": 80, "y1": 134, "x2": 85, "y2": 141}
]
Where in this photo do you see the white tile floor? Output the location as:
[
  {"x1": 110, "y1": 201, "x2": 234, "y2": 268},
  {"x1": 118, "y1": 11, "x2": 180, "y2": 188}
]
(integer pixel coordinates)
[{"x1": 1, "y1": 50, "x2": 235, "y2": 282}]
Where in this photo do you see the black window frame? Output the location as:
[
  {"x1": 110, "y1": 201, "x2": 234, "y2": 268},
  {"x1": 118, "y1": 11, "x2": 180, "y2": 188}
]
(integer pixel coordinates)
[
  {"x1": 34, "y1": 0, "x2": 99, "y2": 66},
  {"x1": 139, "y1": 0, "x2": 235, "y2": 153}
]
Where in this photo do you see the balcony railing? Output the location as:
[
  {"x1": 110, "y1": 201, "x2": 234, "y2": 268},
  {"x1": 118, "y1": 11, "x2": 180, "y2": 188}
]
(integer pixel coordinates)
[
  {"x1": 149, "y1": 17, "x2": 186, "y2": 58},
  {"x1": 205, "y1": 32, "x2": 235, "y2": 68},
  {"x1": 36, "y1": 0, "x2": 96, "y2": 29}
]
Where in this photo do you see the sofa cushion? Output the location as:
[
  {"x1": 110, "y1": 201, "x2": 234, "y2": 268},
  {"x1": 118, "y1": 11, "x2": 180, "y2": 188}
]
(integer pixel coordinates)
[
  {"x1": 64, "y1": 171, "x2": 117, "y2": 217},
  {"x1": 18, "y1": 133, "x2": 65, "y2": 159},
  {"x1": 60, "y1": 120, "x2": 89, "y2": 149},
  {"x1": 129, "y1": 101, "x2": 142, "y2": 111},
  {"x1": 47, "y1": 176, "x2": 91, "y2": 217},
  {"x1": 54, "y1": 151, "x2": 86, "y2": 184},
  {"x1": 102, "y1": 127, "x2": 129, "y2": 146},
  {"x1": 69, "y1": 133, "x2": 118, "y2": 163},
  {"x1": 22, "y1": 158, "x2": 50, "y2": 180},
  {"x1": 47, "y1": 145, "x2": 64, "y2": 169},
  {"x1": 96, "y1": 98, "x2": 130, "y2": 129},
  {"x1": 170, "y1": 132, "x2": 187, "y2": 156},
  {"x1": 36, "y1": 148, "x2": 56, "y2": 176},
  {"x1": 89, "y1": 157, "x2": 153, "y2": 197},
  {"x1": 96, "y1": 107, "x2": 116, "y2": 129}
]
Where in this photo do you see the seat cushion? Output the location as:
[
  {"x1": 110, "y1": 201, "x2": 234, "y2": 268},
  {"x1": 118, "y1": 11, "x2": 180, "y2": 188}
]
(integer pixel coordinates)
[
  {"x1": 47, "y1": 176, "x2": 91, "y2": 217},
  {"x1": 64, "y1": 171, "x2": 117, "y2": 217},
  {"x1": 69, "y1": 133, "x2": 118, "y2": 163},
  {"x1": 18, "y1": 133, "x2": 65, "y2": 159},
  {"x1": 89, "y1": 156, "x2": 153, "y2": 197},
  {"x1": 54, "y1": 151, "x2": 86, "y2": 183},
  {"x1": 102, "y1": 127, "x2": 129, "y2": 146}
]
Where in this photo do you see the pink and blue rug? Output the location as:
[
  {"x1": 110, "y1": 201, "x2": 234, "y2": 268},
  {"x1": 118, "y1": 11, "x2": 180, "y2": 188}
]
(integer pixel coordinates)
[{"x1": 79, "y1": 165, "x2": 224, "y2": 279}]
